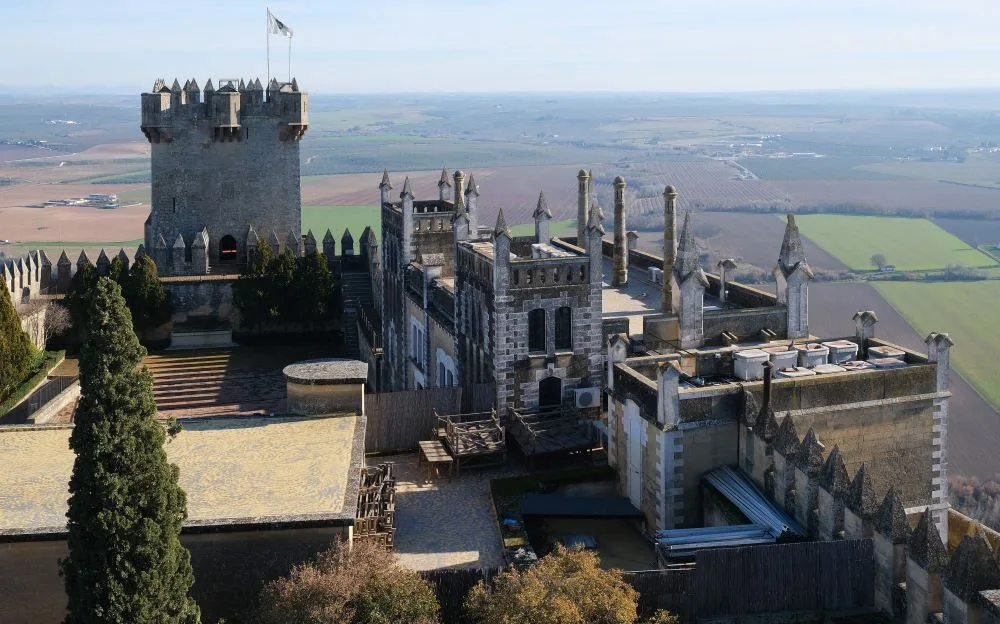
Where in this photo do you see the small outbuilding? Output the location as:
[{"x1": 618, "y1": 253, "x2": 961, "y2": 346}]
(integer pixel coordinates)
[{"x1": 283, "y1": 358, "x2": 369, "y2": 416}]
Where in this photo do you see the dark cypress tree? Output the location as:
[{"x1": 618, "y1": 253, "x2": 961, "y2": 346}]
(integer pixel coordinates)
[
  {"x1": 124, "y1": 254, "x2": 173, "y2": 332},
  {"x1": 232, "y1": 238, "x2": 275, "y2": 331},
  {"x1": 61, "y1": 277, "x2": 200, "y2": 624},
  {"x1": 0, "y1": 285, "x2": 36, "y2": 401}
]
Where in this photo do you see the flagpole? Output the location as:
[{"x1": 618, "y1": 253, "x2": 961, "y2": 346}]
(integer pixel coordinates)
[{"x1": 266, "y1": 8, "x2": 271, "y2": 88}]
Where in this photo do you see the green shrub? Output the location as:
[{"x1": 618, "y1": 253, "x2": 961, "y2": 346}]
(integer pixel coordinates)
[{"x1": 0, "y1": 286, "x2": 36, "y2": 402}]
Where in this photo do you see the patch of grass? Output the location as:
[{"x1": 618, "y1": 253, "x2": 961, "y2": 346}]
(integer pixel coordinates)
[
  {"x1": 509, "y1": 219, "x2": 576, "y2": 238},
  {"x1": 0, "y1": 350, "x2": 65, "y2": 419},
  {"x1": 794, "y1": 215, "x2": 997, "y2": 271},
  {"x1": 301, "y1": 205, "x2": 381, "y2": 243},
  {"x1": 874, "y1": 281, "x2": 1000, "y2": 409}
]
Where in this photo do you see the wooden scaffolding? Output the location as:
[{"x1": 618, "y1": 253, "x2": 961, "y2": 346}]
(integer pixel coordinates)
[
  {"x1": 507, "y1": 406, "x2": 597, "y2": 468},
  {"x1": 355, "y1": 463, "x2": 396, "y2": 549},
  {"x1": 433, "y1": 408, "x2": 506, "y2": 474}
]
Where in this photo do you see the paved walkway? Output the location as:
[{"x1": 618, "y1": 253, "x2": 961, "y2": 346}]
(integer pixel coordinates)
[{"x1": 391, "y1": 453, "x2": 512, "y2": 571}]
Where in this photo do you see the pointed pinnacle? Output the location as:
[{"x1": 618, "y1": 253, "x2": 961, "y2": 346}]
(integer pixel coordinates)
[{"x1": 533, "y1": 191, "x2": 552, "y2": 220}]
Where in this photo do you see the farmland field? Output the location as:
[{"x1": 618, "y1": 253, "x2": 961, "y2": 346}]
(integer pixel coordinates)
[
  {"x1": 935, "y1": 219, "x2": 1000, "y2": 249},
  {"x1": 510, "y1": 219, "x2": 575, "y2": 238},
  {"x1": 301, "y1": 205, "x2": 381, "y2": 243},
  {"x1": 875, "y1": 281, "x2": 1000, "y2": 418},
  {"x1": 631, "y1": 212, "x2": 847, "y2": 272},
  {"x1": 777, "y1": 179, "x2": 1000, "y2": 215},
  {"x1": 794, "y1": 215, "x2": 997, "y2": 271},
  {"x1": 856, "y1": 156, "x2": 1000, "y2": 189}
]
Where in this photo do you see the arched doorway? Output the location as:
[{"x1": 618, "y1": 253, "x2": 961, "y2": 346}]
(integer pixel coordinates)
[
  {"x1": 538, "y1": 376, "x2": 562, "y2": 410},
  {"x1": 218, "y1": 235, "x2": 238, "y2": 264}
]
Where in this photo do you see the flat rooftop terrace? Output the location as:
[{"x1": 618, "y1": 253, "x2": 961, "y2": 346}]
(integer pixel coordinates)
[
  {"x1": 601, "y1": 257, "x2": 735, "y2": 334},
  {"x1": 0, "y1": 415, "x2": 365, "y2": 536}
]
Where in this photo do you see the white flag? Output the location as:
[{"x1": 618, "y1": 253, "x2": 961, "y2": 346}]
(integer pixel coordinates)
[{"x1": 267, "y1": 9, "x2": 294, "y2": 37}]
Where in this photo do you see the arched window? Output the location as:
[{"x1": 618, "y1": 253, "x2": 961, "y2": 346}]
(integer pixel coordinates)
[
  {"x1": 218, "y1": 234, "x2": 238, "y2": 264},
  {"x1": 555, "y1": 306, "x2": 572, "y2": 350},
  {"x1": 528, "y1": 308, "x2": 546, "y2": 352}
]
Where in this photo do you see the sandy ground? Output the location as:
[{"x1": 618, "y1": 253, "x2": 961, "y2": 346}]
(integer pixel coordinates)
[{"x1": 0, "y1": 200, "x2": 148, "y2": 242}]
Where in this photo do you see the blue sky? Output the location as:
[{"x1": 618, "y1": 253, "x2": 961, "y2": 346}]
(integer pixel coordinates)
[{"x1": 3, "y1": 0, "x2": 999, "y2": 93}]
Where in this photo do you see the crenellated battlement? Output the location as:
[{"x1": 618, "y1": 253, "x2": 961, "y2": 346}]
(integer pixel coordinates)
[{"x1": 140, "y1": 77, "x2": 307, "y2": 144}]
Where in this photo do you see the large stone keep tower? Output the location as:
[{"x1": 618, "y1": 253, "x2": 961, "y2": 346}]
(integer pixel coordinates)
[{"x1": 141, "y1": 77, "x2": 308, "y2": 276}]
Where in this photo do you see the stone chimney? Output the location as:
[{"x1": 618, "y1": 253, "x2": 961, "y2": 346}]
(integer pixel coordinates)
[
  {"x1": 612, "y1": 176, "x2": 628, "y2": 287},
  {"x1": 662, "y1": 185, "x2": 678, "y2": 314},
  {"x1": 576, "y1": 169, "x2": 590, "y2": 245},
  {"x1": 854, "y1": 310, "x2": 879, "y2": 341},
  {"x1": 717, "y1": 258, "x2": 737, "y2": 303},
  {"x1": 453, "y1": 170, "x2": 466, "y2": 210}
]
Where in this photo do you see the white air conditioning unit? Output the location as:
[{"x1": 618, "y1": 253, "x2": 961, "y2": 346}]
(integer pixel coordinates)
[{"x1": 575, "y1": 387, "x2": 600, "y2": 409}]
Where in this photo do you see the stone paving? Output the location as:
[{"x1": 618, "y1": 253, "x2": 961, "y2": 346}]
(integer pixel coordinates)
[{"x1": 391, "y1": 453, "x2": 514, "y2": 571}]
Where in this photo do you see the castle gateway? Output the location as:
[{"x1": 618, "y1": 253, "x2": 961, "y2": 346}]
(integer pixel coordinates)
[{"x1": 141, "y1": 77, "x2": 308, "y2": 276}]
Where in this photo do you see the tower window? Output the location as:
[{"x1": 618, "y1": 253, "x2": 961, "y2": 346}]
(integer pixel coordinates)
[
  {"x1": 528, "y1": 308, "x2": 545, "y2": 352},
  {"x1": 555, "y1": 306, "x2": 572, "y2": 350}
]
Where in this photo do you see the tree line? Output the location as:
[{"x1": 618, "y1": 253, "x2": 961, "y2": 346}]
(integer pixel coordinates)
[{"x1": 232, "y1": 240, "x2": 338, "y2": 331}]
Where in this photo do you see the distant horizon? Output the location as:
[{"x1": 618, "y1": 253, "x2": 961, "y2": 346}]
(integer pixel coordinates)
[
  {"x1": 4, "y1": 2, "x2": 999, "y2": 94},
  {"x1": 5, "y1": 86, "x2": 1000, "y2": 98}
]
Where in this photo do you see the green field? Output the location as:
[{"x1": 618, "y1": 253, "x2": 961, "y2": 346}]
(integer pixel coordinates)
[
  {"x1": 856, "y1": 156, "x2": 1000, "y2": 189},
  {"x1": 509, "y1": 219, "x2": 576, "y2": 238},
  {"x1": 794, "y1": 215, "x2": 996, "y2": 271},
  {"x1": 875, "y1": 281, "x2": 1000, "y2": 408},
  {"x1": 301, "y1": 205, "x2": 381, "y2": 245}
]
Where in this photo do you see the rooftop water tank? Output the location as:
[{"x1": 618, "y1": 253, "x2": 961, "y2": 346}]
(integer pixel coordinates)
[
  {"x1": 822, "y1": 340, "x2": 859, "y2": 364},
  {"x1": 734, "y1": 349, "x2": 770, "y2": 381},
  {"x1": 763, "y1": 346, "x2": 798, "y2": 369},
  {"x1": 794, "y1": 343, "x2": 829, "y2": 368}
]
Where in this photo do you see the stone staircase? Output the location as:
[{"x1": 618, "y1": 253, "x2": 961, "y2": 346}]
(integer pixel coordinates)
[{"x1": 341, "y1": 270, "x2": 374, "y2": 358}]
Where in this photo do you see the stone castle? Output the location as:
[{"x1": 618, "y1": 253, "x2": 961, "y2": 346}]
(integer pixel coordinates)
[
  {"x1": 7, "y1": 75, "x2": 1000, "y2": 623},
  {"x1": 140, "y1": 77, "x2": 308, "y2": 276}
]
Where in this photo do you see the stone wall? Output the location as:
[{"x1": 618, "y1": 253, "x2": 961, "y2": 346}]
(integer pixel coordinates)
[
  {"x1": 17, "y1": 302, "x2": 48, "y2": 350},
  {"x1": 0, "y1": 525, "x2": 349, "y2": 624},
  {"x1": 163, "y1": 277, "x2": 235, "y2": 325}
]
